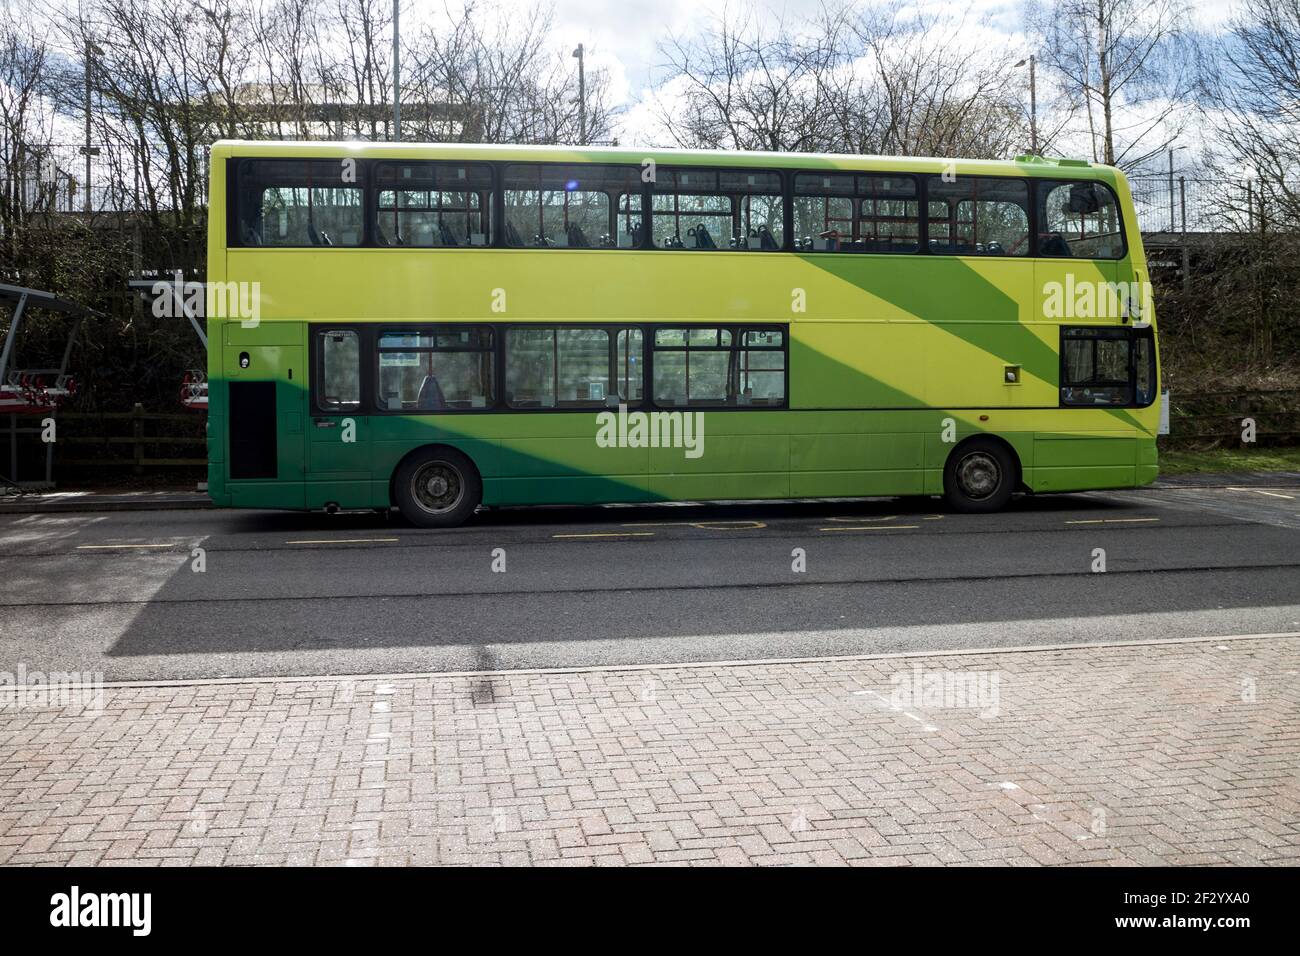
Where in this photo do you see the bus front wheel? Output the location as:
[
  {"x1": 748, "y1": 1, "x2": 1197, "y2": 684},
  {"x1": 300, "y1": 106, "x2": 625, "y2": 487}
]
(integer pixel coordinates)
[
  {"x1": 943, "y1": 438, "x2": 1017, "y2": 513},
  {"x1": 393, "y1": 447, "x2": 482, "y2": 528}
]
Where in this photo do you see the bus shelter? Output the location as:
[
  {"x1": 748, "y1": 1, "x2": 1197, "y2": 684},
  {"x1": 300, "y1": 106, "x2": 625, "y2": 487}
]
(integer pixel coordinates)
[{"x1": 0, "y1": 284, "x2": 98, "y2": 489}]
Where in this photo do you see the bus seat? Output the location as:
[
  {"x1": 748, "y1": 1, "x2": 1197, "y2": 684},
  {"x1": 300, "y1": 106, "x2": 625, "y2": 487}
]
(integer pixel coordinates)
[
  {"x1": 439, "y1": 221, "x2": 459, "y2": 246},
  {"x1": 690, "y1": 224, "x2": 716, "y2": 249},
  {"x1": 416, "y1": 375, "x2": 446, "y2": 410},
  {"x1": 758, "y1": 225, "x2": 778, "y2": 250},
  {"x1": 1040, "y1": 233, "x2": 1072, "y2": 257},
  {"x1": 505, "y1": 221, "x2": 524, "y2": 247}
]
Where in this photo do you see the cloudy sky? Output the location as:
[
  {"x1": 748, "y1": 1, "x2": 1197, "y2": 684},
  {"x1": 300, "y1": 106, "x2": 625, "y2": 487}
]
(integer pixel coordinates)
[{"x1": 524, "y1": 0, "x2": 1246, "y2": 144}]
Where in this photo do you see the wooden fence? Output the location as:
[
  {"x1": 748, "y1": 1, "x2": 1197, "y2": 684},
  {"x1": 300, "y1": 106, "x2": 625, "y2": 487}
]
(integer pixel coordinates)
[
  {"x1": 1165, "y1": 388, "x2": 1300, "y2": 446},
  {"x1": 56, "y1": 403, "x2": 205, "y2": 472}
]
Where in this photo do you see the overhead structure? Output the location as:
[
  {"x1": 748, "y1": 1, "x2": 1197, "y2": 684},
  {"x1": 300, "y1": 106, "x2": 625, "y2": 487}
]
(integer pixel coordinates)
[
  {"x1": 0, "y1": 283, "x2": 98, "y2": 490},
  {"x1": 0, "y1": 284, "x2": 94, "y2": 414},
  {"x1": 128, "y1": 277, "x2": 208, "y2": 411}
]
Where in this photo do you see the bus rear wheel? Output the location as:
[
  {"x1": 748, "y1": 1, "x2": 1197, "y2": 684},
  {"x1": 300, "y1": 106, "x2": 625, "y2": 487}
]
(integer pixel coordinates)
[
  {"x1": 393, "y1": 447, "x2": 481, "y2": 528},
  {"x1": 943, "y1": 438, "x2": 1016, "y2": 513}
]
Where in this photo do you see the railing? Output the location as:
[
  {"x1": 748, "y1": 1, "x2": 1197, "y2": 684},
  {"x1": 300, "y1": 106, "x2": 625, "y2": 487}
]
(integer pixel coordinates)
[
  {"x1": 1166, "y1": 389, "x2": 1300, "y2": 446},
  {"x1": 1129, "y1": 176, "x2": 1297, "y2": 235}
]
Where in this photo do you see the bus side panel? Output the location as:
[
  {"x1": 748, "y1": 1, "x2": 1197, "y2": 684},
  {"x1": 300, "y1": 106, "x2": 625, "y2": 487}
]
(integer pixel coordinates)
[
  {"x1": 789, "y1": 411, "x2": 925, "y2": 497},
  {"x1": 1031, "y1": 432, "x2": 1138, "y2": 492},
  {"x1": 221, "y1": 322, "x2": 306, "y2": 510}
]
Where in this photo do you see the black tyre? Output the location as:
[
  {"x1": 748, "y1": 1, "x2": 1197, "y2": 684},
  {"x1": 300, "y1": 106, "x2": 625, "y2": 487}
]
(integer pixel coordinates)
[
  {"x1": 392, "y1": 446, "x2": 481, "y2": 528},
  {"x1": 943, "y1": 438, "x2": 1017, "y2": 513}
]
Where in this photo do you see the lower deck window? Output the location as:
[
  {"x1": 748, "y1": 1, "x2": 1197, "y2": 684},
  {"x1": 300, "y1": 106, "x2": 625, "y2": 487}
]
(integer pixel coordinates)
[
  {"x1": 505, "y1": 327, "x2": 644, "y2": 407},
  {"x1": 376, "y1": 327, "x2": 494, "y2": 410},
  {"x1": 653, "y1": 327, "x2": 786, "y2": 407}
]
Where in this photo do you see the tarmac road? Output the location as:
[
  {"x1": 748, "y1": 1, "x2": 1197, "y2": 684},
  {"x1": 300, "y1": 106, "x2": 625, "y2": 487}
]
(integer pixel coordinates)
[{"x1": 1, "y1": 484, "x2": 1298, "y2": 681}]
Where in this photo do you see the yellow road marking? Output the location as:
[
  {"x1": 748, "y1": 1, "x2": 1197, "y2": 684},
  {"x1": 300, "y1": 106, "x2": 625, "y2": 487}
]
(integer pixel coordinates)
[
  {"x1": 76, "y1": 542, "x2": 179, "y2": 550},
  {"x1": 552, "y1": 531, "x2": 655, "y2": 539},
  {"x1": 1065, "y1": 518, "x2": 1160, "y2": 525},
  {"x1": 825, "y1": 515, "x2": 898, "y2": 523},
  {"x1": 621, "y1": 520, "x2": 766, "y2": 530},
  {"x1": 819, "y1": 525, "x2": 920, "y2": 532},
  {"x1": 1227, "y1": 487, "x2": 1296, "y2": 500},
  {"x1": 286, "y1": 537, "x2": 400, "y2": 545}
]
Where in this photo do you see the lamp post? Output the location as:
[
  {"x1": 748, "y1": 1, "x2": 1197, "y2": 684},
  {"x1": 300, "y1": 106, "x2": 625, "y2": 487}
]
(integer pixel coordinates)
[
  {"x1": 80, "y1": 40, "x2": 103, "y2": 213},
  {"x1": 572, "y1": 43, "x2": 586, "y2": 146},
  {"x1": 392, "y1": 0, "x2": 401, "y2": 141},
  {"x1": 1014, "y1": 54, "x2": 1037, "y2": 155}
]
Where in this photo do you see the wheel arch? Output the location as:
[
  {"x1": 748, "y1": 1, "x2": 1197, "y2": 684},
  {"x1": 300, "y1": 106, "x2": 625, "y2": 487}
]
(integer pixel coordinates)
[
  {"x1": 388, "y1": 442, "x2": 483, "y2": 508},
  {"x1": 945, "y1": 433, "x2": 1024, "y2": 492}
]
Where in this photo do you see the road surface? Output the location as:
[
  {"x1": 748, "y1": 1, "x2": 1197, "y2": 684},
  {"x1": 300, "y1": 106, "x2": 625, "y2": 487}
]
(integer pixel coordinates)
[{"x1": 1, "y1": 484, "x2": 1298, "y2": 681}]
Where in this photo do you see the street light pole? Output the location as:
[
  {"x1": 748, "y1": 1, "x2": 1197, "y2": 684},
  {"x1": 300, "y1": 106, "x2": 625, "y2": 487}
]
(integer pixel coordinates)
[
  {"x1": 572, "y1": 43, "x2": 586, "y2": 146},
  {"x1": 392, "y1": 0, "x2": 401, "y2": 141},
  {"x1": 79, "y1": 41, "x2": 104, "y2": 214},
  {"x1": 1015, "y1": 55, "x2": 1037, "y2": 155}
]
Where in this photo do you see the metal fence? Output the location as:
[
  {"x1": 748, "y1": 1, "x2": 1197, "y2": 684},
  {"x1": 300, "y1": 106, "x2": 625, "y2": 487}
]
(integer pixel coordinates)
[
  {"x1": 2, "y1": 140, "x2": 208, "y2": 215},
  {"x1": 1126, "y1": 176, "x2": 1296, "y2": 235}
]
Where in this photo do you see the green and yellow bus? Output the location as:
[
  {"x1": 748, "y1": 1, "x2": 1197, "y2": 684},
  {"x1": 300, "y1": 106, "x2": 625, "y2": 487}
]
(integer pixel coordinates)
[{"x1": 205, "y1": 140, "x2": 1159, "y2": 527}]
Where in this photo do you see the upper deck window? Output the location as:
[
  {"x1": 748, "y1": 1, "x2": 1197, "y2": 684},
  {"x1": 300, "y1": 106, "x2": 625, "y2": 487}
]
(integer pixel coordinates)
[
  {"x1": 375, "y1": 162, "x2": 493, "y2": 247},
  {"x1": 236, "y1": 159, "x2": 363, "y2": 247},
  {"x1": 1037, "y1": 181, "x2": 1125, "y2": 259},
  {"x1": 503, "y1": 165, "x2": 643, "y2": 248},
  {"x1": 926, "y1": 176, "x2": 1030, "y2": 257},
  {"x1": 793, "y1": 173, "x2": 920, "y2": 253},
  {"x1": 651, "y1": 169, "x2": 784, "y2": 251}
]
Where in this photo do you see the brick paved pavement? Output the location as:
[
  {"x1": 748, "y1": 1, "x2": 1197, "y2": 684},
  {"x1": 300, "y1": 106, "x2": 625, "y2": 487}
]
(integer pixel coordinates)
[{"x1": 1, "y1": 636, "x2": 1298, "y2": 866}]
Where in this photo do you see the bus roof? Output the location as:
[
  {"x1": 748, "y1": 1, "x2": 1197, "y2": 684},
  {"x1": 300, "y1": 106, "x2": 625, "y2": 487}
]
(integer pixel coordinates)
[{"x1": 209, "y1": 140, "x2": 1120, "y2": 183}]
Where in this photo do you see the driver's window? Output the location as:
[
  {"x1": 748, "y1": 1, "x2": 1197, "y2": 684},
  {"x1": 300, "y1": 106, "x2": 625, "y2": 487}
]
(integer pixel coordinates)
[{"x1": 1038, "y1": 181, "x2": 1124, "y2": 259}]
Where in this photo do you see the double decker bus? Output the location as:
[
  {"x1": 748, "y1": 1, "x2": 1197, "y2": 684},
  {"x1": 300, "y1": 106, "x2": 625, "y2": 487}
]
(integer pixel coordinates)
[{"x1": 205, "y1": 140, "x2": 1159, "y2": 527}]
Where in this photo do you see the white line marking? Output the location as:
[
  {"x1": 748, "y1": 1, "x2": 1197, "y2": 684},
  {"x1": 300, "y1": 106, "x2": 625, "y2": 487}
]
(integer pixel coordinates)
[
  {"x1": 76, "y1": 542, "x2": 180, "y2": 550},
  {"x1": 1064, "y1": 518, "x2": 1160, "y2": 525},
  {"x1": 819, "y1": 525, "x2": 919, "y2": 532},
  {"x1": 553, "y1": 531, "x2": 655, "y2": 539},
  {"x1": 286, "y1": 537, "x2": 399, "y2": 545},
  {"x1": 1227, "y1": 487, "x2": 1295, "y2": 500}
]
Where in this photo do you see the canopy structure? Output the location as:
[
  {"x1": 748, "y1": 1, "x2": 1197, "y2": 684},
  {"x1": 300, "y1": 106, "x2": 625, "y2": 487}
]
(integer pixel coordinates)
[
  {"x1": 0, "y1": 284, "x2": 97, "y2": 414},
  {"x1": 128, "y1": 277, "x2": 208, "y2": 411},
  {"x1": 0, "y1": 284, "x2": 98, "y2": 490}
]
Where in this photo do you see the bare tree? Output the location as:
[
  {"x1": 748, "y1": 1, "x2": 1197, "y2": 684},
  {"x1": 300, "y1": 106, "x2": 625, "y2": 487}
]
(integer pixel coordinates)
[
  {"x1": 651, "y1": 2, "x2": 1026, "y2": 159},
  {"x1": 0, "y1": 1, "x2": 59, "y2": 242},
  {"x1": 1030, "y1": 0, "x2": 1196, "y2": 169}
]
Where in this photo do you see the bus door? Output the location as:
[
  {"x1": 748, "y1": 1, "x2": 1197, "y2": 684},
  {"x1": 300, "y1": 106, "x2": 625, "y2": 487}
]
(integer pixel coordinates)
[
  {"x1": 307, "y1": 326, "x2": 373, "y2": 509},
  {"x1": 223, "y1": 322, "x2": 305, "y2": 508}
]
